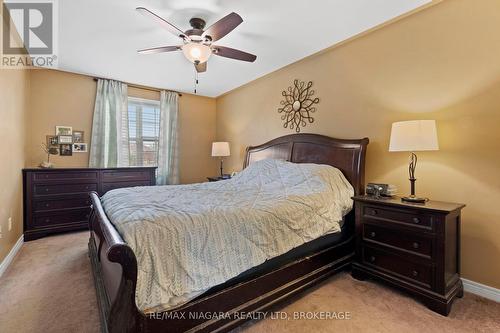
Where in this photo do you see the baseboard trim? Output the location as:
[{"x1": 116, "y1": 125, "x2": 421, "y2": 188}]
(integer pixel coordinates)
[
  {"x1": 0, "y1": 235, "x2": 24, "y2": 279},
  {"x1": 462, "y1": 278, "x2": 500, "y2": 303}
]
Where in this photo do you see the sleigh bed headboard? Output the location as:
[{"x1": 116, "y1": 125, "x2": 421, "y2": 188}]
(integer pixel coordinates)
[{"x1": 244, "y1": 133, "x2": 369, "y2": 195}]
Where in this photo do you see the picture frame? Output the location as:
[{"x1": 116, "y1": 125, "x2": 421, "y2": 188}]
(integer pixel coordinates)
[
  {"x1": 73, "y1": 130, "x2": 84, "y2": 143},
  {"x1": 59, "y1": 144, "x2": 73, "y2": 156},
  {"x1": 46, "y1": 135, "x2": 59, "y2": 149},
  {"x1": 72, "y1": 143, "x2": 88, "y2": 153},
  {"x1": 55, "y1": 126, "x2": 72, "y2": 136},
  {"x1": 58, "y1": 135, "x2": 73, "y2": 144}
]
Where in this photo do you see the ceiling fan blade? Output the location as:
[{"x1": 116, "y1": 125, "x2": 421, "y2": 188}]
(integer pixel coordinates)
[
  {"x1": 202, "y1": 12, "x2": 243, "y2": 42},
  {"x1": 213, "y1": 46, "x2": 257, "y2": 62},
  {"x1": 138, "y1": 46, "x2": 181, "y2": 55},
  {"x1": 195, "y1": 62, "x2": 207, "y2": 73},
  {"x1": 136, "y1": 7, "x2": 188, "y2": 40}
]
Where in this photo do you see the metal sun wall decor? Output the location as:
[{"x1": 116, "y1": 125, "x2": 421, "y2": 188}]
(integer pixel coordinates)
[{"x1": 278, "y1": 79, "x2": 320, "y2": 132}]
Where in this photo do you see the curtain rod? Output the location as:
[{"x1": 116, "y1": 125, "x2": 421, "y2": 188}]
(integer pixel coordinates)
[{"x1": 92, "y1": 77, "x2": 182, "y2": 96}]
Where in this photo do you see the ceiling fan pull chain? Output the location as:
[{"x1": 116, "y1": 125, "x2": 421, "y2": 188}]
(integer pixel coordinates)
[{"x1": 193, "y1": 68, "x2": 199, "y2": 94}]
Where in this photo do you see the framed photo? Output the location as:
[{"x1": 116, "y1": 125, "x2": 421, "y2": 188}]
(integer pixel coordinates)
[
  {"x1": 46, "y1": 135, "x2": 59, "y2": 149},
  {"x1": 58, "y1": 135, "x2": 73, "y2": 144},
  {"x1": 73, "y1": 130, "x2": 84, "y2": 143},
  {"x1": 55, "y1": 126, "x2": 72, "y2": 136},
  {"x1": 72, "y1": 143, "x2": 88, "y2": 153},
  {"x1": 59, "y1": 144, "x2": 73, "y2": 156}
]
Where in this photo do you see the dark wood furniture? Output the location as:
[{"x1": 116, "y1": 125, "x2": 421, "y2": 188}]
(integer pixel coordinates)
[
  {"x1": 88, "y1": 133, "x2": 369, "y2": 333},
  {"x1": 23, "y1": 167, "x2": 156, "y2": 241},
  {"x1": 206, "y1": 176, "x2": 231, "y2": 182},
  {"x1": 351, "y1": 195, "x2": 465, "y2": 315}
]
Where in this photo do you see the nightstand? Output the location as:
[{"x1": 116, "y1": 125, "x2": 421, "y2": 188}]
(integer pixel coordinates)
[{"x1": 351, "y1": 195, "x2": 465, "y2": 316}]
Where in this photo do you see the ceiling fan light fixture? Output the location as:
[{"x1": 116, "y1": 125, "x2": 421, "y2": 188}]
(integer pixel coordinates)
[{"x1": 182, "y1": 43, "x2": 212, "y2": 64}]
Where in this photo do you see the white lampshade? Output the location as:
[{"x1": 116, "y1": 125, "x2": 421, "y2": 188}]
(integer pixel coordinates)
[
  {"x1": 182, "y1": 43, "x2": 212, "y2": 64},
  {"x1": 212, "y1": 142, "x2": 230, "y2": 157},
  {"x1": 389, "y1": 120, "x2": 439, "y2": 152}
]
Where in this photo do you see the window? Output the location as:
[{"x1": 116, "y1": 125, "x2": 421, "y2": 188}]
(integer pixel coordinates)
[{"x1": 127, "y1": 97, "x2": 160, "y2": 167}]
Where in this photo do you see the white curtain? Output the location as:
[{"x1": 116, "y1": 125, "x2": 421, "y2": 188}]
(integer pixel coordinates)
[
  {"x1": 89, "y1": 79, "x2": 129, "y2": 168},
  {"x1": 156, "y1": 91, "x2": 179, "y2": 185}
]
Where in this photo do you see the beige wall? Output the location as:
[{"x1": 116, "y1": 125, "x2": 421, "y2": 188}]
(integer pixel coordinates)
[
  {"x1": 0, "y1": 70, "x2": 29, "y2": 262},
  {"x1": 28, "y1": 70, "x2": 96, "y2": 167},
  {"x1": 0, "y1": 3, "x2": 30, "y2": 262},
  {"x1": 27, "y1": 69, "x2": 218, "y2": 184},
  {"x1": 216, "y1": 0, "x2": 500, "y2": 288},
  {"x1": 177, "y1": 93, "x2": 218, "y2": 183}
]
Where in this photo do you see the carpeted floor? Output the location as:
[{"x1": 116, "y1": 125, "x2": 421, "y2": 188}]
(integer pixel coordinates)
[{"x1": 0, "y1": 232, "x2": 499, "y2": 333}]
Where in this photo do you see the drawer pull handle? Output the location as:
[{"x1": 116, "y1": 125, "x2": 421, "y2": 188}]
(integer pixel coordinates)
[
  {"x1": 369, "y1": 256, "x2": 376, "y2": 263},
  {"x1": 412, "y1": 217, "x2": 420, "y2": 224},
  {"x1": 45, "y1": 218, "x2": 50, "y2": 223},
  {"x1": 371, "y1": 209, "x2": 378, "y2": 215},
  {"x1": 412, "y1": 242, "x2": 420, "y2": 249},
  {"x1": 45, "y1": 203, "x2": 50, "y2": 208},
  {"x1": 370, "y1": 231, "x2": 376, "y2": 238},
  {"x1": 45, "y1": 188, "x2": 49, "y2": 192},
  {"x1": 412, "y1": 270, "x2": 419, "y2": 277}
]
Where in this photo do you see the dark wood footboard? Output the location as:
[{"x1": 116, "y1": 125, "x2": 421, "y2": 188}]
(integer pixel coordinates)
[
  {"x1": 89, "y1": 191, "x2": 140, "y2": 333},
  {"x1": 89, "y1": 192, "x2": 355, "y2": 333}
]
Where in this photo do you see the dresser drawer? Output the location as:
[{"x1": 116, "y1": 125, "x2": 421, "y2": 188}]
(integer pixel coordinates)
[
  {"x1": 363, "y1": 246, "x2": 433, "y2": 288},
  {"x1": 34, "y1": 197, "x2": 91, "y2": 212},
  {"x1": 33, "y1": 209, "x2": 91, "y2": 228},
  {"x1": 363, "y1": 224, "x2": 433, "y2": 258},
  {"x1": 363, "y1": 205, "x2": 434, "y2": 231},
  {"x1": 34, "y1": 183, "x2": 97, "y2": 196},
  {"x1": 101, "y1": 181, "x2": 151, "y2": 194},
  {"x1": 101, "y1": 170, "x2": 152, "y2": 182},
  {"x1": 33, "y1": 171, "x2": 98, "y2": 182}
]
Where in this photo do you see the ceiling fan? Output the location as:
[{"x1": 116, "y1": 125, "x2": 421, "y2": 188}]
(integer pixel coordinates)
[{"x1": 136, "y1": 7, "x2": 257, "y2": 73}]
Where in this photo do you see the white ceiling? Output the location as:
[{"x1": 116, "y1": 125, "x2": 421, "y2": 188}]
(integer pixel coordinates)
[{"x1": 56, "y1": 0, "x2": 431, "y2": 97}]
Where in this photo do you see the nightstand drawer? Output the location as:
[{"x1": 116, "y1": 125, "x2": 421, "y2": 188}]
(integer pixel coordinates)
[
  {"x1": 363, "y1": 205, "x2": 434, "y2": 231},
  {"x1": 363, "y1": 246, "x2": 433, "y2": 288},
  {"x1": 363, "y1": 224, "x2": 433, "y2": 258}
]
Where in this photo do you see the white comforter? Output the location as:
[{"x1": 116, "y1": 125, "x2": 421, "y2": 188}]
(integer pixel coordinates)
[{"x1": 101, "y1": 159, "x2": 354, "y2": 313}]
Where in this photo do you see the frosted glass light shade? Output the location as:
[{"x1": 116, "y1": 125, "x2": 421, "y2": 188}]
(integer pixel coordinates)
[
  {"x1": 212, "y1": 142, "x2": 230, "y2": 157},
  {"x1": 182, "y1": 43, "x2": 212, "y2": 64},
  {"x1": 389, "y1": 120, "x2": 439, "y2": 152}
]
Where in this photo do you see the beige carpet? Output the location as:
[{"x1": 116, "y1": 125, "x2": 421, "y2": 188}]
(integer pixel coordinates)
[{"x1": 0, "y1": 231, "x2": 499, "y2": 333}]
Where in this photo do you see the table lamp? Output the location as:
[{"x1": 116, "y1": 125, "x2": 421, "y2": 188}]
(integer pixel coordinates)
[
  {"x1": 212, "y1": 142, "x2": 230, "y2": 178},
  {"x1": 389, "y1": 120, "x2": 439, "y2": 203}
]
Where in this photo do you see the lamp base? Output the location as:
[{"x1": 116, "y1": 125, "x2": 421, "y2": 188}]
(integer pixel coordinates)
[{"x1": 401, "y1": 195, "x2": 428, "y2": 204}]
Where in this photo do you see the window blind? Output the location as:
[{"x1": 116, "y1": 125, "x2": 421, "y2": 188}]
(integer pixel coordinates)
[{"x1": 126, "y1": 97, "x2": 161, "y2": 167}]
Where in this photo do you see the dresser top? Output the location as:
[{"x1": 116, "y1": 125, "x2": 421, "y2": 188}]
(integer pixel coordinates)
[
  {"x1": 23, "y1": 166, "x2": 157, "y2": 172},
  {"x1": 352, "y1": 195, "x2": 465, "y2": 213}
]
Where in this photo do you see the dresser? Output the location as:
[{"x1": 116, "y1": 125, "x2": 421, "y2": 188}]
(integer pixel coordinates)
[
  {"x1": 23, "y1": 167, "x2": 156, "y2": 241},
  {"x1": 351, "y1": 195, "x2": 465, "y2": 316}
]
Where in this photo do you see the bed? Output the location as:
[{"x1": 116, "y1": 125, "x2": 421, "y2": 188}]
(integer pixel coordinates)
[{"x1": 88, "y1": 133, "x2": 369, "y2": 333}]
